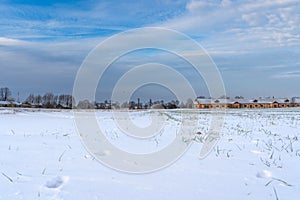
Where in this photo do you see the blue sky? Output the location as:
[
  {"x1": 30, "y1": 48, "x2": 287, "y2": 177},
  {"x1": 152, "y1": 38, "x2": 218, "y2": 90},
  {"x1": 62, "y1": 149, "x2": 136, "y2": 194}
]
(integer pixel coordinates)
[{"x1": 0, "y1": 0, "x2": 299, "y2": 101}]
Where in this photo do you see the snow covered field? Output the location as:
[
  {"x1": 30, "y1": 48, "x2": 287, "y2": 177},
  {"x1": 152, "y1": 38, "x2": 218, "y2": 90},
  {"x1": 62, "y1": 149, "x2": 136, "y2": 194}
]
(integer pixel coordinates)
[{"x1": 0, "y1": 108, "x2": 300, "y2": 200}]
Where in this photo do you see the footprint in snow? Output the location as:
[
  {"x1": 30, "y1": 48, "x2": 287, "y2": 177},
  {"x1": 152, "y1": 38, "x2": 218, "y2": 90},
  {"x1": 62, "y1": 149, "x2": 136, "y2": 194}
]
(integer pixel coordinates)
[
  {"x1": 45, "y1": 176, "x2": 69, "y2": 189},
  {"x1": 40, "y1": 176, "x2": 70, "y2": 200},
  {"x1": 256, "y1": 170, "x2": 272, "y2": 179}
]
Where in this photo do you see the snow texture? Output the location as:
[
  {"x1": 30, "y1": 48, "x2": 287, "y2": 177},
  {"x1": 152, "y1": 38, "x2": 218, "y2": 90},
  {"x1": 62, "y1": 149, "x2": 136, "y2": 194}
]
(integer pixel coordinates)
[{"x1": 0, "y1": 108, "x2": 299, "y2": 200}]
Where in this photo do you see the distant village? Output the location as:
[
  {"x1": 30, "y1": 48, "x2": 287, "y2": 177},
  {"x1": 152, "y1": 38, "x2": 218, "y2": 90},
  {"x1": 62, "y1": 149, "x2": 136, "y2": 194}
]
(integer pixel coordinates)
[{"x1": 1, "y1": 87, "x2": 300, "y2": 109}]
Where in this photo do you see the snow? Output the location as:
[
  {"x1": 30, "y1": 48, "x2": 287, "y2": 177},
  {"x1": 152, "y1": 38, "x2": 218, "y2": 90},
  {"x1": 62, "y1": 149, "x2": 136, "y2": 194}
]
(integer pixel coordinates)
[
  {"x1": 44, "y1": 176, "x2": 69, "y2": 189},
  {"x1": 0, "y1": 108, "x2": 300, "y2": 200},
  {"x1": 256, "y1": 170, "x2": 272, "y2": 179},
  {"x1": 0, "y1": 109, "x2": 16, "y2": 114},
  {"x1": 0, "y1": 101, "x2": 9, "y2": 105}
]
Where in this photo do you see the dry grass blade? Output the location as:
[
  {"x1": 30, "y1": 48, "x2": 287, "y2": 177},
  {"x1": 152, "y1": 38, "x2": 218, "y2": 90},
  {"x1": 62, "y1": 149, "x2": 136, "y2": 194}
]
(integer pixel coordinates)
[
  {"x1": 272, "y1": 178, "x2": 293, "y2": 187},
  {"x1": 42, "y1": 168, "x2": 46, "y2": 175},
  {"x1": 273, "y1": 187, "x2": 279, "y2": 200},
  {"x1": 1, "y1": 172, "x2": 13, "y2": 183},
  {"x1": 265, "y1": 180, "x2": 273, "y2": 187},
  {"x1": 58, "y1": 150, "x2": 66, "y2": 162}
]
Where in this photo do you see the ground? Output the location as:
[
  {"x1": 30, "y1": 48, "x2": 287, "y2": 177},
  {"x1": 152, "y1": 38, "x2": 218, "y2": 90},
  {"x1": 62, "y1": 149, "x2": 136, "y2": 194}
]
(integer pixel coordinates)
[{"x1": 0, "y1": 108, "x2": 299, "y2": 200}]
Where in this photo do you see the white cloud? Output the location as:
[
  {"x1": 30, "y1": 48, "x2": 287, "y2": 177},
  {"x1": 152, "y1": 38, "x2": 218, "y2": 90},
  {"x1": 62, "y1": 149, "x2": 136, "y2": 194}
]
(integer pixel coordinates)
[
  {"x1": 186, "y1": 0, "x2": 216, "y2": 12},
  {"x1": 0, "y1": 37, "x2": 27, "y2": 46},
  {"x1": 158, "y1": 0, "x2": 300, "y2": 52},
  {"x1": 272, "y1": 71, "x2": 300, "y2": 78},
  {"x1": 240, "y1": 0, "x2": 299, "y2": 12},
  {"x1": 0, "y1": 36, "x2": 102, "y2": 81},
  {"x1": 242, "y1": 12, "x2": 268, "y2": 26},
  {"x1": 221, "y1": 0, "x2": 232, "y2": 8},
  {"x1": 254, "y1": 64, "x2": 288, "y2": 70}
]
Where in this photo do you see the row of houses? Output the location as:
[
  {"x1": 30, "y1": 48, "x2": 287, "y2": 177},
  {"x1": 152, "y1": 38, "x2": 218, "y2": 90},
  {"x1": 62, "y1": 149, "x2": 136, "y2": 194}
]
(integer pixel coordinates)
[{"x1": 193, "y1": 97, "x2": 300, "y2": 109}]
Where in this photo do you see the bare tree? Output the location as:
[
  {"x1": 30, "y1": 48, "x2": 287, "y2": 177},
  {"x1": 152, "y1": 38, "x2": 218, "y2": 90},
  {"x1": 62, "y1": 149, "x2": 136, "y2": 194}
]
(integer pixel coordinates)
[
  {"x1": 66, "y1": 95, "x2": 74, "y2": 108},
  {"x1": 185, "y1": 98, "x2": 194, "y2": 108},
  {"x1": 42, "y1": 93, "x2": 55, "y2": 108},
  {"x1": 25, "y1": 94, "x2": 35, "y2": 104},
  {"x1": 53, "y1": 95, "x2": 58, "y2": 106},
  {"x1": 34, "y1": 95, "x2": 42, "y2": 106},
  {"x1": 58, "y1": 94, "x2": 74, "y2": 108},
  {"x1": 179, "y1": 102, "x2": 185, "y2": 108},
  {"x1": 77, "y1": 100, "x2": 94, "y2": 109},
  {"x1": 121, "y1": 101, "x2": 129, "y2": 109},
  {"x1": 0, "y1": 87, "x2": 11, "y2": 101}
]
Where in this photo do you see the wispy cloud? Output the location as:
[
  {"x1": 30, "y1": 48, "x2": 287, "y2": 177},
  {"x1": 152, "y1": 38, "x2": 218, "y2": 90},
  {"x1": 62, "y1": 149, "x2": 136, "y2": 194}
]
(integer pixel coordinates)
[
  {"x1": 0, "y1": 0, "x2": 187, "y2": 41},
  {"x1": 160, "y1": 0, "x2": 300, "y2": 49},
  {"x1": 254, "y1": 64, "x2": 288, "y2": 70},
  {"x1": 272, "y1": 71, "x2": 300, "y2": 79},
  {"x1": 0, "y1": 36, "x2": 104, "y2": 98}
]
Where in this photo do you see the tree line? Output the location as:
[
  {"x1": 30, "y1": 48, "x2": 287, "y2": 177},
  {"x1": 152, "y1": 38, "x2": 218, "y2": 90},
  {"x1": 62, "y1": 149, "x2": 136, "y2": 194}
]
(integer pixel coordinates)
[
  {"x1": 0, "y1": 87, "x2": 74, "y2": 109},
  {"x1": 0, "y1": 87, "x2": 194, "y2": 109},
  {"x1": 24, "y1": 93, "x2": 74, "y2": 109}
]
